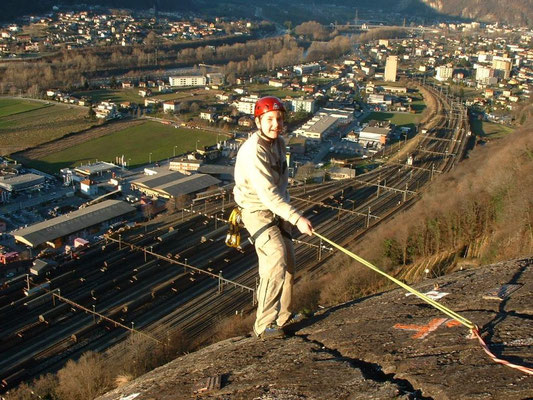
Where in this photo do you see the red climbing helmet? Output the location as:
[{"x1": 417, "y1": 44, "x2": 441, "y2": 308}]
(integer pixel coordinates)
[{"x1": 254, "y1": 96, "x2": 286, "y2": 119}]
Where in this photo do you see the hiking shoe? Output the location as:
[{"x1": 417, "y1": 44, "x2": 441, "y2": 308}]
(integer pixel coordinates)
[
  {"x1": 281, "y1": 311, "x2": 313, "y2": 331},
  {"x1": 257, "y1": 324, "x2": 285, "y2": 340}
]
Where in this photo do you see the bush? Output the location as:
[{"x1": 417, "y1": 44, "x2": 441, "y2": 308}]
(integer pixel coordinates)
[{"x1": 56, "y1": 352, "x2": 113, "y2": 400}]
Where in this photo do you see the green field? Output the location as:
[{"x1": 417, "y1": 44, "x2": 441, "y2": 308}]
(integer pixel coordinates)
[
  {"x1": 73, "y1": 88, "x2": 219, "y2": 106},
  {"x1": 72, "y1": 89, "x2": 144, "y2": 104},
  {"x1": 0, "y1": 98, "x2": 47, "y2": 118},
  {"x1": 363, "y1": 112, "x2": 420, "y2": 130},
  {"x1": 0, "y1": 99, "x2": 92, "y2": 154},
  {"x1": 246, "y1": 83, "x2": 305, "y2": 98},
  {"x1": 470, "y1": 118, "x2": 515, "y2": 139},
  {"x1": 30, "y1": 121, "x2": 220, "y2": 172}
]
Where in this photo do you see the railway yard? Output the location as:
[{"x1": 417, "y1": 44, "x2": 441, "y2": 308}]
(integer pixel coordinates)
[{"x1": 0, "y1": 81, "x2": 472, "y2": 391}]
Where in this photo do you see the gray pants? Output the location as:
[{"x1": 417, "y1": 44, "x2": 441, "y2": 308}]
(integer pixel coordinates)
[{"x1": 241, "y1": 209, "x2": 295, "y2": 336}]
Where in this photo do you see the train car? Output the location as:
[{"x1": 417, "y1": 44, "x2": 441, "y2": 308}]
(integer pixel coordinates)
[
  {"x1": 47, "y1": 270, "x2": 76, "y2": 288},
  {"x1": 16, "y1": 321, "x2": 48, "y2": 339},
  {"x1": 0, "y1": 279, "x2": 25, "y2": 296},
  {"x1": 201, "y1": 226, "x2": 227, "y2": 243},
  {"x1": 131, "y1": 262, "x2": 159, "y2": 281},
  {"x1": 150, "y1": 274, "x2": 185, "y2": 298},
  {"x1": 1, "y1": 368, "x2": 28, "y2": 389},
  {"x1": 157, "y1": 228, "x2": 181, "y2": 242},
  {"x1": 70, "y1": 322, "x2": 99, "y2": 343},
  {"x1": 90, "y1": 279, "x2": 116, "y2": 301},
  {"x1": 121, "y1": 293, "x2": 152, "y2": 313},
  {"x1": 39, "y1": 303, "x2": 70, "y2": 324},
  {"x1": 24, "y1": 292, "x2": 52, "y2": 310},
  {"x1": 23, "y1": 282, "x2": 50, "y2": 297}
]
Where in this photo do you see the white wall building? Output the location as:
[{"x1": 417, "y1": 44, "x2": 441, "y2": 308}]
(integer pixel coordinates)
[
  {"x1": 236, "y1": 95, "x2": 259, "y2": 115},
  {"x1": 435, "y1": 65, "x2": 454, "y2": 82},
  {"x1": 169, "y1": 75, "x2": 207, "y2": 87},
  {"x1": 293, "y1": 63, "x2": 321, "y2": 75},
  {"x1": 384, "y1": 55, "x2": 398, "y2": 82},
  {"x1": 293, "y1": 115, "x2": 338, "y2": 141},
  {"x1": 291, "y1": 98, "x2": 316, "y2": 113}
]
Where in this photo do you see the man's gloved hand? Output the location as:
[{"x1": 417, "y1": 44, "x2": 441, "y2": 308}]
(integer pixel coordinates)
[{"x1": 296, "y1": 216, "x2": 313, "y2": 236}]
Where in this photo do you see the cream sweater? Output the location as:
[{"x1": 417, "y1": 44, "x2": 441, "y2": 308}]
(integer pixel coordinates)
[{"x1": 233, "y1": 132, "x2": 301, "y2": 225}]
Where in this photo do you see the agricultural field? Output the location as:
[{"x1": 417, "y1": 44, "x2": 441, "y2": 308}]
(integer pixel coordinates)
[
  {"x1": 26, "y1": 120, "x2": 220, "y2": 173},
  {"x1": 0, "y1": 98, "x2": 93, "y2": 155},
  {"x1": 0, "y1": 98, "x2": 47, "y2": 117},
  {"x1": 470, "y1": 118, "x2": 515, "y2": 139}
]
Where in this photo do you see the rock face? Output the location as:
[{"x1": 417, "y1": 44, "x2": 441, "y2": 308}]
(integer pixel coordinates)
[{"x1": 97, "y1": 258, "x2": 533, "y2": 400}]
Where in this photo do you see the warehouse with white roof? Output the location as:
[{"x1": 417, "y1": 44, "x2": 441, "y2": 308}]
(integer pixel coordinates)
[{"x1": 13, "y1": 199, "x2": 136, "y2": 248}]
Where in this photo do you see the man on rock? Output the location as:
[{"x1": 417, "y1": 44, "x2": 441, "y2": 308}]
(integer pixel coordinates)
[{"x1": 234, "y1": 96, "x2": 313, "y2": 339}]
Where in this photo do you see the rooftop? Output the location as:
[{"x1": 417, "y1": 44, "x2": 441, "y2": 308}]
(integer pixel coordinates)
[{"x1": 13, "y1": 200, "x2": 135, "y2": 248}]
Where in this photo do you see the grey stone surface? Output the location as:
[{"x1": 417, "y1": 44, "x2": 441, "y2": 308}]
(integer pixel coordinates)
[{"x1": 97, "y1": 258, "x2": 533, "y2": 400}]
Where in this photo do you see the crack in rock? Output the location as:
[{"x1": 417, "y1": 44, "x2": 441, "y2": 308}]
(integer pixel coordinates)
[{"x1": 297, "y1": 334, "x2": 433, "y2": 400}]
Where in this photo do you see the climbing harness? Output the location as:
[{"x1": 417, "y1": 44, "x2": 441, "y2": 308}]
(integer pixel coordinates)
[
  {"x1": 225, "y1": 208, "x2": 242, "y2": 248},
  {"x1": 312, "y1": 231, "x2": 533, "y2": 376}
]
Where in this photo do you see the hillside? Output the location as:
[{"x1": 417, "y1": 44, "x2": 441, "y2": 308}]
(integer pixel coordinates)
[
  {"x1": 421, "y1": 0, "x2": 533, "y2": 26},
  {"x1": 96, "y1": 257, "x2": 532, "y2": 400}
]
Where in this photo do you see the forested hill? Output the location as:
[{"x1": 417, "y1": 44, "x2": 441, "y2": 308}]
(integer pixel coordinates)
[{"x1": 1, "y1": 0, "x2": 531, "y2": 26}]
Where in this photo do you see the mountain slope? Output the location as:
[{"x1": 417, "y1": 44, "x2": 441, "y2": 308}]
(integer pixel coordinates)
[{"x1": 421, "y1": 0, "x2": 533, "y2": 26}]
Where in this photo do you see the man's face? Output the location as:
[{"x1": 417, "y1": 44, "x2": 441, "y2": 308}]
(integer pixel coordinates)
[{"x1": 255, "y1": 110, "x2": 284, "y2": 140}]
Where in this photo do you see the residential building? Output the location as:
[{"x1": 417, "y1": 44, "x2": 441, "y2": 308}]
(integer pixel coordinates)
[
  {"x1": 293, "y1": 63, "x2": 321, "y2": 75},
  {"x1": 492, "y1": 56, "x2": 512, "y2": 79},
  {"x1": 236, "y1": 95, "x2": 259, "y2": 115},
  {"x1": 384, "y1": 56, "x2": 398, "y2": 82},
  {"x1": 169, "y1": 75, "x2": 207, "y2": 87},
  {"x1": 169, "y1": 159, "x2": 204, "y2": 174},
  {"x1": 435, "y1": 65, "x2": 454, "y2": 82},
  {"x1": 290, "y1": 98, "x2": 316, "y2": 113}
]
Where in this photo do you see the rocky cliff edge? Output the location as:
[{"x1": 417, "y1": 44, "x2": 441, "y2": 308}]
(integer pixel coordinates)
[{"x1": 97, "y1": 258, "x2": 533, "y2": 400}]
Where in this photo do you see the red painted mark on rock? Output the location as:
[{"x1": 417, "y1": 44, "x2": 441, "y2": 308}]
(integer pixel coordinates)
[{"x1": 394, "y1": 318, "x2": 460, "y2": 339}]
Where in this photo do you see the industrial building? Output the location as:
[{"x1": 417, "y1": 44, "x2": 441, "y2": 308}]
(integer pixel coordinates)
[
  {"x1": 131, "y1": 172, "x2": 220, "y2": 200},
  {"x1": 293, "y1": 115, "x2": 339, "y2": 141},
  {"x1": 0, "y1": 173, "x2": 45, "y2": 192},
  {"x1": 359, "y1": 126, "x2": 391, "y2": 148},
  {"x1": 74, "y1": 162, "x2": 118, "y2": 178},
  {"x1": 13, "y1": 199, "x2": 136, "y2": 248}
]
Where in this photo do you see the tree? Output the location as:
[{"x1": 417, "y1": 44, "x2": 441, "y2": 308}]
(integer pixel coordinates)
[
  {"x1": 190, "y1": 102, "x2": 200, "y2": 114},
  {"x1": 178, "y1": 100, "x2": 190, "y2": 113},
  {"x1": 294, "y1": 21, "x2": 328, "y2": 40},
  {"x1": 87, "y1": 106, "x2": 96, "y2": 120}
]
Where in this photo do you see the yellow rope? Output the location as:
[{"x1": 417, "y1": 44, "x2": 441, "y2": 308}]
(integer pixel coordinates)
[{"x1": 313, "y1": 231, "x2": 476, "y2": 330}]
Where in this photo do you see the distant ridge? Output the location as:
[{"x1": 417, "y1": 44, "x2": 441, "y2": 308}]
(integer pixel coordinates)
[
  {"x1": 420, "y1": 0, "x2": 533, "y2": 26},
  {"x1": 0, "y1": 0, "x2": 531, "y2": 26}
]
